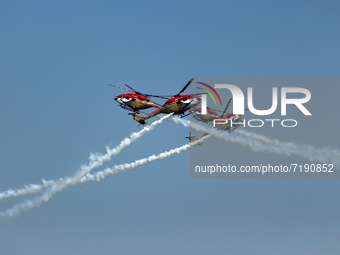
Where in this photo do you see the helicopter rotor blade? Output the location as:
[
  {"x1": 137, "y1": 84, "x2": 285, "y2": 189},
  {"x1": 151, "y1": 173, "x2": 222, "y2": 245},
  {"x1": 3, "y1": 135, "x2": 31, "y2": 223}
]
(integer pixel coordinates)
[
  {"x1": 125, "y1": 85, "x2": 171, "y2": 99},
  {"x1": 221, "y1": 98, "x2": 232, "y2": 116},
  {"x1": 142, "y1": 94, "x2": 170, "y2": 99},
  {"x1": 125, "y1": 84, "x2": 140, "y2": 94},
  {"x1": 110, "y1": 83, "x2": 168, "y2": 99},
  {"x1": 175, "y1": 78, "x2": 194, "y2": 97},
  {"x1": 108, "y1": 84, "x2": 133, "y2": 93},
  {"x1": 111, "y1": 78, "x2": 195, "y2": 99},
  {"x1": 207, "y1": 107, "x2": 223, "y2": 113}
]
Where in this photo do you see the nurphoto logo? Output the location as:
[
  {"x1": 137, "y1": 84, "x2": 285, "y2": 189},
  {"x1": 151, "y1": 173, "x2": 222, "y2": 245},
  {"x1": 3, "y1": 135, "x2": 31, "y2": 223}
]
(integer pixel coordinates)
[{"x1": 198, "y1": 83, "x2": 312, "y2": 129}]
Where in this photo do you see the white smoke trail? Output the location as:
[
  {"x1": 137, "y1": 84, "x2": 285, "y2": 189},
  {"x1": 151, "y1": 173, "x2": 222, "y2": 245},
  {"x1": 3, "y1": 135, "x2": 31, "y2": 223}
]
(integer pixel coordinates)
[
  {"x1": 0, "y1": 137, "x2": 208, "y2": 220},
  {"x1": 190, "y1": 121, "x2": 340, "y2": 166},
  {"x1": 148, "y1": 115, "x2": 340, "y2": 166},
  {"x1": 236, "y1": 129, "x2": 340, "y2": 158},
  {"x1": 81, "y1": 136, "x2": 210, "y2": 183},
  {"x1": 0, "y1": 113, "x2": 174, "y2": 201},
  {"x1": 167, "y1": 116, "x2": 190, "y2": 127},
  {"x1": 154, "y1": 114, "x2": 190, "y2": 127}
]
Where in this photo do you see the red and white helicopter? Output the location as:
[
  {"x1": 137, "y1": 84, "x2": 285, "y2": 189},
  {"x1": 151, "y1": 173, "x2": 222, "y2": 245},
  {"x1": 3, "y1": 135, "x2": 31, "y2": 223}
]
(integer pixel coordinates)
[
  {"x1": 190, "y1": 106, "x2": 226, "y2": 123},
  {"x1": 128, "y1": 78, "x2": 202, "y2": 125},
  {"x1": 110, "y1": 84, "x2": 166, "y2": 113}
]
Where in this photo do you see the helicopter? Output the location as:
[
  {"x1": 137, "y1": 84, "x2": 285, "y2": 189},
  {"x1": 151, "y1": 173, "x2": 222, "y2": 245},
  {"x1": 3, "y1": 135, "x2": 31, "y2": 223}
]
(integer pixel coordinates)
[
  {"x1": 187, "y1": 97, "x2": 246, "y2": 146},
  {"x1": 110, "y1": 84, "x2": 166, "y2": 113},
  {"x1": 190, "y1": 97, "x2": 246, "y2": 132},
  {"x1": 189, "y1": 107, "x2": 220, "y2": 122},
  {"x1": 129, "y1": 78, "x2": 202, "y2": 125}
]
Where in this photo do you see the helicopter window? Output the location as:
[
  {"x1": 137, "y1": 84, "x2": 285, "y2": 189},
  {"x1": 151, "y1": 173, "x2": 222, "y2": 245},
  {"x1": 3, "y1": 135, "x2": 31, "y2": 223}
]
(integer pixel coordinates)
[{"x1": 126, "y1": 96, "x2": 130, "y2": 99}]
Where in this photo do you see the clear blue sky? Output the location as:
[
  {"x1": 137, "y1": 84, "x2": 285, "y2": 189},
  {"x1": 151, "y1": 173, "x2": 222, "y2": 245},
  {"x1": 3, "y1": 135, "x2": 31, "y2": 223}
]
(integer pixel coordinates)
[{"x1": 1, "y1": 1, "x2": 339, "y2": 254}]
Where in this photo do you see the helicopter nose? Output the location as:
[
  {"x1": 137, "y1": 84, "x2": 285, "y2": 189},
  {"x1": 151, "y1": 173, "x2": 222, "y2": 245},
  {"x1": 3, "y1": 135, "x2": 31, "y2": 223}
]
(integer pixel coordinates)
[{"x1": 114, "y1": 96, "x2": 118, "y2": 101}]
